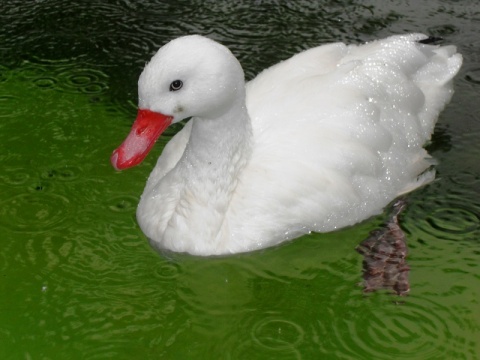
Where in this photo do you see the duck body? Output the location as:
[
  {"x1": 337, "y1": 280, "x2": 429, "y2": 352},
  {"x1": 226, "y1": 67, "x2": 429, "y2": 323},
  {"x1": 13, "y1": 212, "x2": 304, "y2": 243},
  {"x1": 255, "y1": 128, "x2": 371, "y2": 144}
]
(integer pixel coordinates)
[{"x1": 111, "y1": 34, "x2": 462, "y2": 256}]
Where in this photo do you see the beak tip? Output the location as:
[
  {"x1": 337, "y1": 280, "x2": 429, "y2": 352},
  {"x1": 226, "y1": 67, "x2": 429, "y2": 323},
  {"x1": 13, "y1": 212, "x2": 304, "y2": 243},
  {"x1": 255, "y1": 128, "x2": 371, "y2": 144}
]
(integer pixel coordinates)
[
  {"x1": 110, "y1": 150, "x2": 122, "y2": 171},
  {"x1": 111, "y1": 109, "x2": 173, "y2": 172}
]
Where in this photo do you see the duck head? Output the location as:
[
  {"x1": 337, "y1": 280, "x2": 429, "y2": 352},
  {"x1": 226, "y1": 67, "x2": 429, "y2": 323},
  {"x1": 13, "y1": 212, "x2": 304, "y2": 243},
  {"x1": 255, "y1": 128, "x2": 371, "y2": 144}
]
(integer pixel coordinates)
[{"x1": 111, "y1": 35, "x2": 245, "y2": 170}]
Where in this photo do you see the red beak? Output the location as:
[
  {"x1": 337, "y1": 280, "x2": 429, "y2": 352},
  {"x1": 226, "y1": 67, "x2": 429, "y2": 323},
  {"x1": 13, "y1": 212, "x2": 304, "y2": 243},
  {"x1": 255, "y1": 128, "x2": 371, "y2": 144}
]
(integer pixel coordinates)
[{"x1": 111, "y1": 109, "x2": 173, "y2": 170}]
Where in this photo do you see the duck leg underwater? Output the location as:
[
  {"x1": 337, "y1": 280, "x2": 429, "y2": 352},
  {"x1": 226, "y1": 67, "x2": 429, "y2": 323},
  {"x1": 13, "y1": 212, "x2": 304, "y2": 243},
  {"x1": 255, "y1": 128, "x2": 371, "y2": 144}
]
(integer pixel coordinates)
[{"x1": 356, "y1": 199, "x2": 410, "y2": 296}]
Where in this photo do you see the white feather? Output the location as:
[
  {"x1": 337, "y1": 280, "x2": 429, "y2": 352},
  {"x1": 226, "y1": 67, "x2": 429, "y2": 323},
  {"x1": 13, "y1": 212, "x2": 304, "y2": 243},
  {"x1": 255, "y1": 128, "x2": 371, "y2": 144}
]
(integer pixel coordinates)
[{"x1": 130, "y1": 34, "x2": 462, "y2": 255}]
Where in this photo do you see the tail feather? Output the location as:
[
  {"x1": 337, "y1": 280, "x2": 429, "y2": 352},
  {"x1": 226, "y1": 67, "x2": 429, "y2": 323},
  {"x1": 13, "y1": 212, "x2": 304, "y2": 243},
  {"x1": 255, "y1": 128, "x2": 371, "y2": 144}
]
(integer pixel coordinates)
[{"x1": 418, "y1": 36, "x2": 443, "y2": 45}]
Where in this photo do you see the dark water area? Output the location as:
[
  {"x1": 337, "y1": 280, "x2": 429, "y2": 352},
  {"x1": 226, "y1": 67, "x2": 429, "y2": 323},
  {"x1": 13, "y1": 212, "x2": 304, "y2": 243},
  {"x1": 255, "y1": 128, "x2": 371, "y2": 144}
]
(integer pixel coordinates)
[{"x1": 1, "y1": 1, "x2": 479, "y2": 359}]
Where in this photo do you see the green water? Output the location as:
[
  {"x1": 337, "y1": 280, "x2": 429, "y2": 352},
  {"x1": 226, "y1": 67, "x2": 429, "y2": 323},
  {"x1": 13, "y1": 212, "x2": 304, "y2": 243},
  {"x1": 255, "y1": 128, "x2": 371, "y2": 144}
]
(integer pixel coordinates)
[{"x1": 1, "y1": 1, "x2": 479, "y2": 359}]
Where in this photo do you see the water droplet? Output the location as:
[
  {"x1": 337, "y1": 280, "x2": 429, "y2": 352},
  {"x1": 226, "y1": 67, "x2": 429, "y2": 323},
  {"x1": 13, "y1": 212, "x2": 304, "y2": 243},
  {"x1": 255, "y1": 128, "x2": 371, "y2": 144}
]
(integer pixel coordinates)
[
  {"x1": 153, "y1": 262, "x2": 181, "y2": 280},
  {"x1": 108, "y1": 195, "x2": 138, "y2": 213},
  {"x1": 252, "y1": 318, "x2": 304, "y2": 350},
  {"x1": 40, "y1": 166, "x2": 81, "y2": 182},
  {"x1": 33, "y1": 77, "x2": 57, "y2": 89}
]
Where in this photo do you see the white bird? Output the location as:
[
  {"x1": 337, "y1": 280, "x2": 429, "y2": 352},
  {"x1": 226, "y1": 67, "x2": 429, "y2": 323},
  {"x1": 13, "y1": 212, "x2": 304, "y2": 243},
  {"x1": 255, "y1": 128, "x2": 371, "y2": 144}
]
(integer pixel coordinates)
[{"x1": 111, "y1": 34, "x2": 462, "y2": 256}]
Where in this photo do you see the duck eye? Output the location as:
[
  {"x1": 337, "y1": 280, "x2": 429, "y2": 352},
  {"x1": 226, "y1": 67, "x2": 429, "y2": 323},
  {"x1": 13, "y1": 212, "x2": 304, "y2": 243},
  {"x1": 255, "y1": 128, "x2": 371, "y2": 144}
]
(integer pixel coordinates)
[{"x1": 169, "y1": 80, "x2": 183, "y2": 91}]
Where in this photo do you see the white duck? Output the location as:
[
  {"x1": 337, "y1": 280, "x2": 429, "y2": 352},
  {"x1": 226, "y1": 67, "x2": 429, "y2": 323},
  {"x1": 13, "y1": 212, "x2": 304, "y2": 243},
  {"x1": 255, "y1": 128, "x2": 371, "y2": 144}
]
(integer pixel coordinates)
[{"x1": 111, "y1": 34, "x2": 462, "y2": 256}]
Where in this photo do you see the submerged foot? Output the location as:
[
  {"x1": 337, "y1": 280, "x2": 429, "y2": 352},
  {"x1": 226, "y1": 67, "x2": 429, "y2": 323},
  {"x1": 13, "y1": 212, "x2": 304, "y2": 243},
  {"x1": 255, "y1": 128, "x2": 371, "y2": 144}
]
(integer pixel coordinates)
[{"x1": 356, "y1": 199, "x2": 410, "y2": 296}]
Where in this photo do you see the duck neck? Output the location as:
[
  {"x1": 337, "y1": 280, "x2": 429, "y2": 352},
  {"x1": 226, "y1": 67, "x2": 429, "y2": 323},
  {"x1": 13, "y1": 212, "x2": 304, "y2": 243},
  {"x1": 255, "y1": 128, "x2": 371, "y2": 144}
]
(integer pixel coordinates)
[
  {"x1": 162, "y1": 96, "x2": 252, "y2": 248},
  {"x1": 182, "y1": 98, "x2": 252, "y2": 192}
]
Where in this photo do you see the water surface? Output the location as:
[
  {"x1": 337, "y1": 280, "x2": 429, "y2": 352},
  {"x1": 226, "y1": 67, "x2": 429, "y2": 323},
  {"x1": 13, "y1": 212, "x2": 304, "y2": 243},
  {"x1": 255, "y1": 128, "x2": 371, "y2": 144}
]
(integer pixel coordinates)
[{"x1": 1, "y1": 1, "x2": 479, "y2": 359}]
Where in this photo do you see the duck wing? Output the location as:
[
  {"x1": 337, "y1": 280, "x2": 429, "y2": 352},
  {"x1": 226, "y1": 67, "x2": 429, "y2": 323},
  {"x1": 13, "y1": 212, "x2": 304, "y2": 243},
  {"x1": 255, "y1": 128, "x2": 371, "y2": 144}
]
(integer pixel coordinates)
[{"x1": 227, "y1": 34, "x2": 461, "y2": 250}]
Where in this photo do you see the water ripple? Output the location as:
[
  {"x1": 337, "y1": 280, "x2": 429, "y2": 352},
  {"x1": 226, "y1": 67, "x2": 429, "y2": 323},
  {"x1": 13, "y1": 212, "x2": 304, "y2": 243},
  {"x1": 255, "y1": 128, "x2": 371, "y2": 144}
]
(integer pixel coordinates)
[
  {"x1": 404, "y1": 194, "x2": 480, "y2": 241},
  {"x1": 329, "y1": 295, "x2": 476, "y2": 359},
  {"x1": 176, "y1": 258, "x2": 255, "y2": 317},
  {"x1": 108, "y1": 195, "x2": 139, "y2": 213},
  {"x1": 450, "y1": 171, "x2": 480, "y2": 186},
  {"x1": 0, "y1": 167, "x2": 31, "y2": 186},
  {"x1": 33, "y1": 76, "x2": 57, "y2": 89},
  {"x1": 40, "y1": 166, "x2": 82, "y2": 182},
  {"x1": 0, "y1": 192, "x2": 70, "y2": 233},
  {"x1": 0, "y1": 65, "x2": 11, "y2": 83},
  {"x1": 230, "y1": 336, "x2": 302, "y2": 360},
  {"x1": 252, "y1": 317, "x2": 305, "y2": 351},
  {"x1": 427, "y1": 24, "x2": 459, "y2": 37},
  {"x1": 56, "y1": 68, "x2": 109, "y2": 94},
  {"x1": 465, "y1": 68, "x2": 480, "y2": 85},
  {"x1": 427, "y1": 207, "x2": 479, "y2": 235},
  {"x1": 153, "y1": 261, "x2": 181, "y2": 281},
  {"x1": 0, "y1": 1, "x2": 478, "y2": 359}
]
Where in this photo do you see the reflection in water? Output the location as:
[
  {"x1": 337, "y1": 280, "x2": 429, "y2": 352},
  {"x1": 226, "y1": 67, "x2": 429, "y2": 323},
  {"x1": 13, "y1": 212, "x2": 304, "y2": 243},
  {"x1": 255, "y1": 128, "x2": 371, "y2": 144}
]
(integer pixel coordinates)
[{"x1": 0, "y1": 0, "x2": 479, "y2": 359}]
